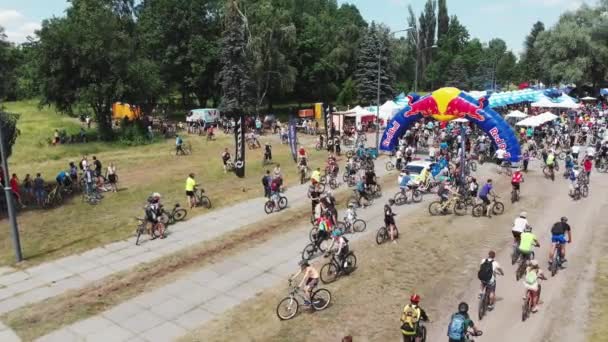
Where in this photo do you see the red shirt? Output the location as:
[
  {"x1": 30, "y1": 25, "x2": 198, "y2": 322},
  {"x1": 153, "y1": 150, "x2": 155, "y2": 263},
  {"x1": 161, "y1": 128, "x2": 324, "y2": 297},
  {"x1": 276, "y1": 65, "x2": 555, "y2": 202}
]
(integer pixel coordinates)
[
  {"x1": 298, "y1": 148, "x2": 306, "y2": 156},
  {"x1": 9, "y1": 177, "x2": 20, "y2": 195},
  {"x1": 511, "y1": 172, "x2": 523, "y2": 183},
  {"x1": 584, "y1": 159, "x2": 592, "y2": 172}
]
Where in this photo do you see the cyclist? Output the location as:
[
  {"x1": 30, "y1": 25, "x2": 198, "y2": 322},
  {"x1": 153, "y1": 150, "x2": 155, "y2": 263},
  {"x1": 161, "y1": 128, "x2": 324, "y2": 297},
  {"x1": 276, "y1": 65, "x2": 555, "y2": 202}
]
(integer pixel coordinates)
[
  {"x1": 175, "y1": 134, "x2": 184, "y2": 155},
  {"x1": 546, "y1": 149, "x2": 556, "y2": 179},
  {"x1": 384, "y1": 199, "x2": 398, "y2": 243},
  {"x1": 447, "y1": 302, "x2": 481, "y2": 342},
  {"x1": 400, "y1": 294, "x2": 430, "y2": 342},
  {"x1": 511, "y1": 168, "x2": 523, "y2": 195},
  {"x1": 523, "y1": 260, "x2": 546, "y2": 313},
  {"x1": 221, "y1": 148, "x2": 232, "y2": 173},
  {"x1": 270, "y1": 176, "x2": 281, "y2": 209},
  {"x1": 345, "y1": 203, "x2": 357, "y2": 226},
  {"x1": 311, "y1": 167, "x2": 321, "y2": 184},
  {"x1": 264, "y1": 143, "x2": 272, "y2": 163},
  {"x1": 327, "y1": 229, "x2": 349, "y2": 270},
  {"x1": 519, "y1": 226, "x2": 540, "y2": 263},
  {"x1": 478, "y1": 251, "x2": 504, "y2": 311},
  {"x1": 291, "y1": 259, "x2": 320, "y2": 304},
  {"x1": 144, "y1": 193, "x2": 165, "y2": 239},
  {"x1": 185, "y1": 173, "x2": 197, "y2": 209},
  {"x1": 418, "y1": 165, "x2": 431, "y2": 188},
  {"x1": 478, "y1": 179, "x2": 495, "y2": 217},
  {"x1": 549, "y1": 217, "x2": 572, "y2": 264},
  {"x1": 568, "y1": 165, "x2": 580, "y2": 197},
  {"x1": 512, "y1": 211, "x2": 530, "y2": 244}
]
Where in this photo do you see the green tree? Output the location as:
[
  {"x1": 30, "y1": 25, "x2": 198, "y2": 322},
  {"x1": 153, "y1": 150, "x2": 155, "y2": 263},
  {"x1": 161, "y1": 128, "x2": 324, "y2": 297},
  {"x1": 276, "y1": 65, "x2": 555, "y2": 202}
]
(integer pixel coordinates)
[
  {"x1": 519, "y1": 21, "x2": 545, "y2": 82},
  {"x1": 0, "y1": 27, "x2": 21, "y2": 100},
  {"x1": 337, "y1": 77, "x2": 357, "y2": 106},
  {"x1": 418, "y1": 0, "x2": 437, "y2": 90},
  {"x1": 219, "y1": 0, "x2": 253, "y2": 115},
  {"x1": 36, "y1": 0, "x2": 138, "y2": 139},
  {"x1": 355, "y1": 23, "x2": 394, "y2": 105},
  {"x1": 496, "y1": 51, "x2": 517, "y2": 86},
  {"x1": 437, "y1": 0, "x2": 449, "y2": 42},
  {"x1": 444, "y1": 56, "x2": 467, "y2": 89}
]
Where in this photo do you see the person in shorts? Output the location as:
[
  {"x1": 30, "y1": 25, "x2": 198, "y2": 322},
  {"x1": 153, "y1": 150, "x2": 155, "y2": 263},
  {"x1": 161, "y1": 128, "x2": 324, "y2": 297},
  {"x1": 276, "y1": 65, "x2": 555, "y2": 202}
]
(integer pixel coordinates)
[
  {"x1": 185, "y1": 173, "x2": 197, "y2": 209},
  {"x1": 549, "y1": 216, "x2": 572, "y2": 263},
  {"x1": 292, "y1": 260, "x2": 320, "y2": 304}
]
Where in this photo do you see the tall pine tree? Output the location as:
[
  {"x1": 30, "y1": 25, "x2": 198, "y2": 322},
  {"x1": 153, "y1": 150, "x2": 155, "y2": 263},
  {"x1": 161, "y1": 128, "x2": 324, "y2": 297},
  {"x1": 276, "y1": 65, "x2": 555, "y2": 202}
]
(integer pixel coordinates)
[
  {"x1": 437, "y1": 0, "x2": 449, "y2": 43},
  {"x1": 418, "y1": 0, "x2": 437, "y2": 90},
  {"x1": 355, "y1": 23, "x2": 393, "y2": 105},
  {"x1": 219, "y1": 0, "x2": 253, "y2": 115},
  {"x1": 520, "y1": 21, "x2": 545, "y2": 82}
]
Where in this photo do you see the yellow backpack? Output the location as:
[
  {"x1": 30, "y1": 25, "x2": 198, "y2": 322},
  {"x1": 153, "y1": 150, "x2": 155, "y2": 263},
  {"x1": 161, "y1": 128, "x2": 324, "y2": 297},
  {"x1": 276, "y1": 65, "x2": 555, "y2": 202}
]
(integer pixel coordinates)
[{"x1": 400, "y1": 304, "x2": 421, "y2": 336}]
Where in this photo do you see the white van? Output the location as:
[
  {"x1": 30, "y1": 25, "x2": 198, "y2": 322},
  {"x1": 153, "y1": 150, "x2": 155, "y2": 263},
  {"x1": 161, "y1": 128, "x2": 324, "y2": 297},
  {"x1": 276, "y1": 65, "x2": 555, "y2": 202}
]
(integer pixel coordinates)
[{"x1": 186, "y1": 108, "x2": 220, "y2": 124}]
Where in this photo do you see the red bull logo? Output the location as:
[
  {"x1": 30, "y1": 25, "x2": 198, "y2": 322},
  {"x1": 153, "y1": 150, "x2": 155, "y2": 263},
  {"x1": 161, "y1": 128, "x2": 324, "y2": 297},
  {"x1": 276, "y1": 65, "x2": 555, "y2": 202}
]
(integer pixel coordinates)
[
  {"x1": 489, "y1": 127, "x2": 510, "y2": 158},
  {"x1": 402, "y1": 88, "x2": 486, "y2": 123},
  {"x1": 382, "y1": 121, "x2": 401, "y2": 147}
]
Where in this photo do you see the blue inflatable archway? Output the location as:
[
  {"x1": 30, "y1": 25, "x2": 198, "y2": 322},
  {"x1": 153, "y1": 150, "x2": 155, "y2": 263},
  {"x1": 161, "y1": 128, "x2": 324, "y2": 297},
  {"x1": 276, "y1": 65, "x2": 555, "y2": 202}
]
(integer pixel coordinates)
[{"x1": 380, "y1": 87, "x2": 521, "y2": 162}]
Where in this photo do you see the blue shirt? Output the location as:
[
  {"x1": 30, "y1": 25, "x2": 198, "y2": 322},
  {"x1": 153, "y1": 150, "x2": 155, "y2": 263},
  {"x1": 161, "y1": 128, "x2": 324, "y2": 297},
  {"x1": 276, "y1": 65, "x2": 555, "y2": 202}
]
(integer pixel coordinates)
[
  {"x1": 479, "y1": 183, "x2": 492, "y2": 197},
  {"x1": 440, "y1": 142, "x2": 448, "y2": 150},
  {"x1": 56, "y1": 171, "x2": 67, "y2": 183},
  {"x1": 176, "y1": 137, "x2": 183, "y2": 145},
  {"x1": 399, "y1": 176, "x2": 411, "y2": 188},
  {"x1": 356, "y1": 180, "x2": 365, "y2": 192}
]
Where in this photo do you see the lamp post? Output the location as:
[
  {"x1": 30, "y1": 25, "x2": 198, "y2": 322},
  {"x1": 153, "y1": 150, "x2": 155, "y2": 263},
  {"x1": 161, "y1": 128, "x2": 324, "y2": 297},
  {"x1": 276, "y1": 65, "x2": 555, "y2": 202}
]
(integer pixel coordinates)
[
  {"x1": 0, "y1": 113, "x2": 23, "y2": 262},
  {"x1": 376, "y1": 28, "x2": 409, "y2": 151}
]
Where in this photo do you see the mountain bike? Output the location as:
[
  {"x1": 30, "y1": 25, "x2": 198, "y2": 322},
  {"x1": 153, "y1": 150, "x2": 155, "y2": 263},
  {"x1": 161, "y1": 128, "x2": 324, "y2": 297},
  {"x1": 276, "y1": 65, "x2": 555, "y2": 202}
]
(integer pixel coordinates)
[
  {"x1": 302, "y1": 231, "x2": 332, "y2": 260},
  {"x1": 193, "y1": 188, "x2": 212, "y2": 209},
  {"x1": 511, "y1": 186, "x2": 520, "y2": 203},
  {"x1": 340, "y1": 217, "x2": 366, "y2": 234},
  {"x1": 428, "y1": 195, "x2": 467, "y2": 216},
  {"x1": 264, "y1": 194, "x2": 288, "y2": 214},
  {"x1": 276, "y1": 280, "x2": 331, "y2": 320},
  {"x1": 376, "y1": 225, "x2": 399, "y2": 245},
  {"x1": 394, "y1": 186, "x2": 423, "y2": 205},
  {"x1": 478, "y1": 275, "x2": 501, "y2": 320},
  {"x1": 320, "y1": 251, "x2": 357, "y2": 284},
  {"x1": 159, "y1": 203, "x2": 188, "y2": 225},
  {"x1": 135, "y1": 217, "x2": 162, "y2": 245},
  {"x1": 549, "y1": 242, "x2": 566, "y2": 277},
  {"x1": 515, "y1": 251, "x2": 535, "y2": 281},
  {"x1": 472, "y1": 195, "x2": 504, "y2": 217}
]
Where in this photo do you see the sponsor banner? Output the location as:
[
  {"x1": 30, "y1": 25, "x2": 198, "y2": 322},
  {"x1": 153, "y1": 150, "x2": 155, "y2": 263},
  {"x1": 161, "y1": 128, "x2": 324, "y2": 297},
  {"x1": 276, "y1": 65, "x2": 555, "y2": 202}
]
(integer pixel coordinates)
[
  {"x1": 234, "y1": 115, "x2": 245, "y2": 178},
  {"x1": 288, "y1": 115, "x2": 298, "y2": 163}
]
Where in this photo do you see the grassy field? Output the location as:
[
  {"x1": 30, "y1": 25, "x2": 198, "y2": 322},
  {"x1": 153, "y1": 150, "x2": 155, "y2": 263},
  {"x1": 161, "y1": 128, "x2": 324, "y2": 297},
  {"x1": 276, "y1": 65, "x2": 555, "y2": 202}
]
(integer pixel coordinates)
[
  {"x1": 588, "y1": 230, "x2": 608, "y2": 342},
  {"x1": 0, "y1": 100, "x2": 327, "y2": 267}
]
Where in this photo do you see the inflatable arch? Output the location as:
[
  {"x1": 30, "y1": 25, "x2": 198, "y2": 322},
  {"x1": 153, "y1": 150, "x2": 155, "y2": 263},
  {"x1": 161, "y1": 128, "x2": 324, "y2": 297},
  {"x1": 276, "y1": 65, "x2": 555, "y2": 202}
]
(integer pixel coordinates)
[{"x1": 380, "y1": 87, "x2": 522, "y2": 162}]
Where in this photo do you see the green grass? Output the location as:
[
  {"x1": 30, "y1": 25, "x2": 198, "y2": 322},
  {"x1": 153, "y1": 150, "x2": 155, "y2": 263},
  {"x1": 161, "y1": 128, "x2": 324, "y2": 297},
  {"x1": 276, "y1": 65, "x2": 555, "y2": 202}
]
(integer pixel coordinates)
[{"x1": 0, "y1": 100, "x2": 327, "y2": 267}]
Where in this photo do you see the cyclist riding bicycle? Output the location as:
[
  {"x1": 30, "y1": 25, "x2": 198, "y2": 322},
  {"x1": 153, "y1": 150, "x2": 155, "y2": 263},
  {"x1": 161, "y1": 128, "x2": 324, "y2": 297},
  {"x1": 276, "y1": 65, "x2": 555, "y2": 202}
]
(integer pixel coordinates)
[
  {"x1": 384, "y1": 199, "x2": 398, "y2": 243},
  {"x1": 175, "y1": 135, "x2": 184, "y2": 155},
  {"x1": 478, "y1": 251, "x2": 504, "y2": 311},
  {"x1": 568, "y1": 165, "x2": 581, "y2": 197},
  {"x1": 327, "y1": 229, "x2": 349, "y2": 269},
  {"x1": 518, "y1": 226, "x2": 540, "y2": 262},
  {"x1": 523, "y1": 260, "x2": 546, "y2": 313},
  {"x1": 512, "y1": 211, "x2": 530, "y2": 244},
  {"x1": 447, "y1": 302, "x2": 481, "y2": 342},
  {"x1": 511, "y1": 168, "x2": 523, "y2": 193},
  {"x1": 291, "y1": 259, "x2": 320, "y2": 304},
  {"x1": 546, "y1": 150, "x2": 556, "y2": 172},
  {"x1": 549, "y1": 217, "x2": 572, "y2": 264},
  {"x1": 400, "y1": 294, "x2": 430, "y2": 342},
  {"x1": 144, "y1": 193, "x2": 165, "y2": 239},
  {"x1": 478, "y1": 179, "x2": 495, "y2": 217}
]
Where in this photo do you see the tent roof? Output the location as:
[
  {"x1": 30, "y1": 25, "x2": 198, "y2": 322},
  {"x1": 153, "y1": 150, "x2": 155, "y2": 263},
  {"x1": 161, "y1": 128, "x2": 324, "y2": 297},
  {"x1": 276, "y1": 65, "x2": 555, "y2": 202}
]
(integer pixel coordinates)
[
  {"x1": 582, "y1": 96, "x2": 597, "y2": 100},
  {"x1": 505, "y1": 110, "x2": 527, "y2": 118}
]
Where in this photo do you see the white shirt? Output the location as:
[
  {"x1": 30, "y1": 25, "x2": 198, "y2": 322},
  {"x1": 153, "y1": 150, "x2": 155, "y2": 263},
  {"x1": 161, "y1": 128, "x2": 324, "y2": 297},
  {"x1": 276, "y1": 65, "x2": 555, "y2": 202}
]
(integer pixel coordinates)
[
  {"x1": 512, "y1": 217, "x2": 529, "y2": 233},
  {"x1": 496, "y1": 149, "x2": 506, "y2": 159},
  {"x1": 586, "y1": 146, "x2": 595, "y2": 157},
  {"x1": 429, "y1": 147, "x2": 436, "y2": 157},
  {"x1": 572, "y1": 145, "x2": 580, "y2": 153},
  {"x1": 480, "y1": 258, "x2": 501, "y2": 283}
]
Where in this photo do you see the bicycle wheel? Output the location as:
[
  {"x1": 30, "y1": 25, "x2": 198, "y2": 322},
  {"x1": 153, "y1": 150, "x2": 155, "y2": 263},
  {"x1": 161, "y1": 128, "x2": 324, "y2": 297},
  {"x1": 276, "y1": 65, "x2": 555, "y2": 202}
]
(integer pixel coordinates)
[
  {"x1": 453, "y1": 200, "x2": 467, "y2": 216},
  {"x1": 173, "y1": 208, "x2": 187, "y2": 222},
  {"x1": 309, "y1": 226, "x2": 319, "y2": 242},
  {"x1": 492, "y1": 202, "x2": 505, "y2": 215},
  {"x1": 478, "y1": 293, "x2": 486, "y2": 320},
  {"x1": 394, "y1": 191, "x2": 407, "y2": 206},
  {"x1": 522, "y1": 297, "x2": 530, "y2": 322},
  {"x1": 329, "y1": 178, "x2": 338, "y2": 190},
  {"x1": 311, "y1": 288, "x2": 331, "y2": 311},
  {"x1": 199, "y1": 196, "x2": 212, "y2": 209},
  {"x1": 302, "y1": 244, "x2": 316, "y2": 260},
  {"x1": 344, "y1": 253, "x2": 357, "y2": 273},
  {"x1": 428, "y1": 201, "x2": 442, "y2": 216},
  {"x1": 353, "y1": 219, "x2": 366, "y2": 232},
  {"x1": 385, "y1": 161, "x2": 395, "y2": 171},
  {"x1": 278, "y1": 196, "x2": 288, "y2": 210},
  {"x1": 264, "y1": 201, "x2": 274, "y2": 214},
  {"x1": 318, "y1": 239, "x2": 332, "y2": 253},
  {"x1": 276, "y1": 297, "x2": 299, "y2": 320},
  {"x1": 320, "y1": 263, "x2": 338, "y2": 284},
  {"x1": 159, "y1": 213, "x2": 171, "y2": 225},
  {"x1": 511, "y1": 190, "x2": 517, "y2": 203},
  {"x1": 542, "y1": 166, "x2": 551, "y2": 177},
  {"x1": 472, "y1": 204, "x2": 484, "y2": 217},
  {"x1": 375, "y1": 227, "x2": 388, "y2": 245},
  {"x1": 582, "y1": 185, "x2": 589, "y2": 198},
  {"x1": 412, "y1": 190, "x2": 423, "y2": 203}
]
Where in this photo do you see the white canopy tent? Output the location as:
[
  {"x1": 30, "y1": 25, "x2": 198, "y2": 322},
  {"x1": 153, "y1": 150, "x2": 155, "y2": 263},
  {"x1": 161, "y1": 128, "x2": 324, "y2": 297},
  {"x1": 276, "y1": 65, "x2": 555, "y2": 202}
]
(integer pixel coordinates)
[
  {"x1": 581, "y1": 96, "x2": 597, "y2": 101},
  {"x1": 453, "y1": 118, "x2": 469, "y2": 123},
  {"x1": 530, "y1": 97, "x2": 557, "y2": 108},
  {"x1": 379, "y1": 100, "x2": 401, "y2": 120},
  {"x1": 515, "y1": 116, "x2": 542, "y2": 127},
  {"x1": 505, "y1": 110, "x2": 527, "y2": 119}
]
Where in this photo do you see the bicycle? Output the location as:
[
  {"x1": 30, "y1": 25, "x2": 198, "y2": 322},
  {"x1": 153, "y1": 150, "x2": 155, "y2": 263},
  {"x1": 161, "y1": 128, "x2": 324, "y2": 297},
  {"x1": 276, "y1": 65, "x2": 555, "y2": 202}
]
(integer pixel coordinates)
[
  {"x1": 320, "y1": 250, "x2": 357, "y2": 284},
  {"x1": 376, "y1": 225, "x2": 399, "y2": 245},
  {"x1": 402, "y1": 322, "x2": 428, "y2": 342},
  {"x1": 43, "y1": 186, "x2": 64, "y2": 208},
  {"x1": 571, "y1": 183, "x2": 589, "y2": 200},
  {"x1": 159, "y1": 203, "x2": 188, "y2": 225},
  {"x1": 340, "y1": 216, "x2": 367, "y2": 235},
  {"x1": 496, "y1": 161, "x2": 512, "y2": 176},
  {"x1": 428, "y1": 195, "x2": 467, "y2": 216},
  {"x1": 549, "y1": 241, "x2": 566, "y2": 277},
  {"x1": 301, "y1": 236, "x2": 332, "y2": 260},
  {"x1": 264, "y1": 194, "x2": 288, "y2": 214},
  {"x1": 472, "y1": 195, "x2": 504, "y2": 217},
  {"x1": 478, "y1": 274, "x2": 501, "y2": 320},
  {"x1": 515, "y1": 251, "x2": 534, "y2": 281},
  {"x1": 393, "y1": 185, "x2": 423, "y2": 205},
  {"x1": 510, "y1": 186, "x2": 520, "y2": 203},
  {"x1": 275, "y1": 280, "x2": 331, "y2": 320},
  {"x1": 134, "y1": 217, "x2": 163, "y2": 245},
  {"x1": 174, "y1": 141, "x2": 192, "y2": 156},
  {"x1": 522, "y1": 289, "x2": 534, "y2": 322},
  {"x1": 193, "y1": 188, "x2": 212, "y2": 209},
  {"x1": 542, "y1": 164, "x2": 558, "y2": 181}
]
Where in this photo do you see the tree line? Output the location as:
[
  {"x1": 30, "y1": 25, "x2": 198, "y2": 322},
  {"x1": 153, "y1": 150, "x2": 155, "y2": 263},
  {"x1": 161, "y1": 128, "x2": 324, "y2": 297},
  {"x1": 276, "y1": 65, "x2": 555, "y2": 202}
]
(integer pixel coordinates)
[{"x1": 1, "y1": 0, "x2": 607, "y2": 140}]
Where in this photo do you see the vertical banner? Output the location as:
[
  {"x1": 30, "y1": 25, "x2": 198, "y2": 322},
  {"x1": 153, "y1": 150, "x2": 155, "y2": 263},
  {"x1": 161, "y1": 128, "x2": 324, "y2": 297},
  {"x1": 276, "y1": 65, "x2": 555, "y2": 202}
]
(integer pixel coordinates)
[
  {"x1": 314, "y1": 103, "x2": 323, "y2": 122},
  {"x1": 234, "y1": 114, "x2": 246, "y2": 178},
  {"x1": 288, "y1": 115, "x2": 298, "y2": 163},
  {"x1": 323, "y1": 105, "x2": 332, "y2": 150}
]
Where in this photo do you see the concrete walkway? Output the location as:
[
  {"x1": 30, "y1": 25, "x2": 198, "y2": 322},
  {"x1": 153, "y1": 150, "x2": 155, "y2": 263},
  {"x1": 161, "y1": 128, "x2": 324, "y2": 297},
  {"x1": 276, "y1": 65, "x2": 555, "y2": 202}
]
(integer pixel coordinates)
[{"x1": 36, "y1": 178, "x2": 416, "y2": 342}]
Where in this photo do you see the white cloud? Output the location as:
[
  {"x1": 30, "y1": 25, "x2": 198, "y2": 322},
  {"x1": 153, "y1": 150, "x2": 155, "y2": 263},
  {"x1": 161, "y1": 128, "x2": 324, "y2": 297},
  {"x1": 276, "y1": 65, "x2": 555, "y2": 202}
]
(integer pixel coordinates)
[{"x1": 0, "y1": 9, "x2": 39, "y2": 43}]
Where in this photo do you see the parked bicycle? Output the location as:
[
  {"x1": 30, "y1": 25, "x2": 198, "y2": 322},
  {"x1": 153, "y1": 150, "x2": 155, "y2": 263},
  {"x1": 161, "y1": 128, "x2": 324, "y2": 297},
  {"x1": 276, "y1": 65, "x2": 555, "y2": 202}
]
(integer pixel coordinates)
[
  {"x1": 193, "y1": 187, "x2": 212, "y2": 209},
  {"x1": 159, "y1": 203, "x2": 188, "y2": 225},
  {"x1": 393, "y1": 185, "x2": 423, "y2": 205},
  {"x1": 275, "y1": 279, "x2": 331, "y2": 320}
]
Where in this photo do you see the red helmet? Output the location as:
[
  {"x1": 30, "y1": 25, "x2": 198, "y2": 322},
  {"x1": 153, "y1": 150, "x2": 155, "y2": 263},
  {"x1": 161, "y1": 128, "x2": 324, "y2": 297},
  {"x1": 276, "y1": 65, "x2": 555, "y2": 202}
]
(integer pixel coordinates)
[{"x1": 410, "y1": 294, "x2": 421, "y2": 304}]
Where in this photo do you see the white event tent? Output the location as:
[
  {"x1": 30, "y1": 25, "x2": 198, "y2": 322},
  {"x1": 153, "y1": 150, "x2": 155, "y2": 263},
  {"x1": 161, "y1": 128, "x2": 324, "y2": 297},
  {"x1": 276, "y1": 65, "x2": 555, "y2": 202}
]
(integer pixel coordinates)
[
  {"x1": 515, "y1": 111, "x2": 558, "y2": 127},
  {"x1": 505, "y1": 110, "x2": 527, "y2": 119}
]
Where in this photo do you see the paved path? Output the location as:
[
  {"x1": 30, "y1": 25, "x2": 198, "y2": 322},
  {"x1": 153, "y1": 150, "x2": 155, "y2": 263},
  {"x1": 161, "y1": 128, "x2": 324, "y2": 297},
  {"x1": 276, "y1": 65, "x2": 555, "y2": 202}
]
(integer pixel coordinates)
[{"x1": 36, "y1": 177, "x2": 421, "y2": 342}]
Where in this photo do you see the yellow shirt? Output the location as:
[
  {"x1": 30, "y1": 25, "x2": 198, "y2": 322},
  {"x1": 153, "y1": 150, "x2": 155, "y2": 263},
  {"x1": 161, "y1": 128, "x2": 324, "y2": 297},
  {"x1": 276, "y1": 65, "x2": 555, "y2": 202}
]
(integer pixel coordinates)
[
  {"x1": 311, "y1": 170, "x2": 321, "y2": 182},
  {"x1": 185, "y1": 177, "x2": 196, "y2": 191}
]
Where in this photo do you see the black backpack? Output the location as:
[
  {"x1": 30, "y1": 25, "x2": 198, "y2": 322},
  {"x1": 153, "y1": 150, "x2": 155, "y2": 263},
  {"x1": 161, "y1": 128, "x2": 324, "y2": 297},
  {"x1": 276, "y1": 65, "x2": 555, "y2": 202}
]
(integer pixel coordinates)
[{"x1": 478, "y1": 259, "x2": 493, "y2": 282}]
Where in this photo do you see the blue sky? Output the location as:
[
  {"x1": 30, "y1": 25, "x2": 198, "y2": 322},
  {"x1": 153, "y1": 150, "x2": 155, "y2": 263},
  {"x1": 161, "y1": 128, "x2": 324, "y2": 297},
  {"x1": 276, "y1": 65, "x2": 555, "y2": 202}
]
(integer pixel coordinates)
[{"x1": 0, "y1": 0, "x2": 590, "y2": 54}]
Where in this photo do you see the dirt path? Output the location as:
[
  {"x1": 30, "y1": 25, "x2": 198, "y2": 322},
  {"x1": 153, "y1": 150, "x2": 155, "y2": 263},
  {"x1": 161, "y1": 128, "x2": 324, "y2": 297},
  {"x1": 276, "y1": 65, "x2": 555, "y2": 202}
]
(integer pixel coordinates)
[{"x1": 427, "y1": 163, "x2": 608, "y2": 342}]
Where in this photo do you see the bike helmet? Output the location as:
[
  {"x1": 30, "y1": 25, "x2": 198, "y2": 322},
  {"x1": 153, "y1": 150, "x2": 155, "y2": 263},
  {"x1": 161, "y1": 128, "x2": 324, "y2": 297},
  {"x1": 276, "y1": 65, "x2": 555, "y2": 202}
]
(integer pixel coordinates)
[
  {"x1": 332, "y1": 229, "x2": 343, "y2": 237},
  {"x1": 520, "y1": 211, "x2": 527, "y2": 218},
  {"x1": 524, "y1": 225, "x2": 532, "y2": 232},
  {"x1": 410, "y1": 294, "x2": 421, "y2": 304},
  {"x1": 299, "y1": 259, "x2": 309, "y2": 267},
  {"x1": 458, "y1": 302, "x2": 469, "y2": 314},
  {"x1": 152, "y1": 192, "x2": 161, "y2": 199},
  {"x1": 561, "y1": 216, "x2": 568, "y2": 223}
]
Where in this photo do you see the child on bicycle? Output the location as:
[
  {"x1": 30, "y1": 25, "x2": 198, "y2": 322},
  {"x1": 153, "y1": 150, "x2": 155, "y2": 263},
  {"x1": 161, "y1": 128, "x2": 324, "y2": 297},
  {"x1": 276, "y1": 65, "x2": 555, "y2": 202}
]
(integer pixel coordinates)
[{"x1": 291, "y1": 259, "x2": 320, "y2": 304}]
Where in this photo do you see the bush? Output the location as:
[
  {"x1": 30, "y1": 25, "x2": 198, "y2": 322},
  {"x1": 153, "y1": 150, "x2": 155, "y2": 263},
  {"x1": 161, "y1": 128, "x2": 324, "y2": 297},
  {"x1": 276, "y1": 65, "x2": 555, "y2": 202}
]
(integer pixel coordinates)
[{"x1": 117, "y1": 118, "x2": 158, "y2": 146}]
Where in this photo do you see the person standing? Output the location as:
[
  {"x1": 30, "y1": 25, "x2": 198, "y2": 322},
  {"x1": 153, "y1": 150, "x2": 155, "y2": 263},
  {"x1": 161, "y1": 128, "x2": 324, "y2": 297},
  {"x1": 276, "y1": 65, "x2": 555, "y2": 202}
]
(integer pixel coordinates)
[
  {"x1": 185, "y1": 173, "x2": 197, "y2": 209},
  {"x1": 92, "y1": 156, "x2": 102, "y2": 177},
  {"x1": 9, "y1": 174, "x2": 26, "y2": 208},
  {"x1": 107, "y1": 163, "x2": 118, "y2": 192},
  {"x1": 33, "y1": 173, "x2": 45, "y2": 207},
  {"x1": 262, "y1": 170, "x2": 271, "y2": 198},
  {"x1": 583, "y1": 157, "x2": 592, "y2": 180}
]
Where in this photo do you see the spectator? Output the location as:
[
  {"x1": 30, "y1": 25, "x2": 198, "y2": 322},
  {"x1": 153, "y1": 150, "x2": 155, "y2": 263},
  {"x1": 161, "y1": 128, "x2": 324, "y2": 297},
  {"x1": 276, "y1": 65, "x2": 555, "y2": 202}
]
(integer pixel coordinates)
[
  {"x1": 85, "y1": 116, "x2": 91, "y2": 129},
  {"x1": 9, "y1": 174, "x2": 26, "y2": 208},
  {"x1": 33, "y1": 173, "x2": 45, "y2": 207},
  {"x1": 583, "y1": 157, "x2": 592, "y2": 179},
  {"x1": 84, "y1": 167, "x2": 95, "y2": 195},
  {"x1": 69, "y1": 162, "x2": 78, "y2": 184},
  {"x1": 262, "y1": 170, "x2": 272, "y2": 198},
  {"x1": 92, "y1": 156, "x2": 102, "y2": 177},
  {"x1": 22, "y1": 174, "x2": 33, "y2": 203},
  {"x1": 56, "y1": 170, "x2": 71, "y2": 188},
  {"x1": 53, "y1": 129, "x2": 61, "y2": 145},
  {"x1": 107, "y1": 162, "x2": 118, "y2": 192},
  {"x1": 80, "y1": 156, "x2": 88, "y2": 171}
]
